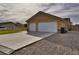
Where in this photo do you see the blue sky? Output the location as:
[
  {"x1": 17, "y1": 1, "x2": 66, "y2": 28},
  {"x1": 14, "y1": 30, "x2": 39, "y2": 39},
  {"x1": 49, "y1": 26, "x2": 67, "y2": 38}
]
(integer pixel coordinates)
[{"x1": 0, "y1": 3, "x2": 79, "y2": 24}]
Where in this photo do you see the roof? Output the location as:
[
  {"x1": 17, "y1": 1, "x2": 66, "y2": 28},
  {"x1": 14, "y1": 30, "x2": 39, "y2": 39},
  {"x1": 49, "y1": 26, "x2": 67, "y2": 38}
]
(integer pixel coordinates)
[
  {"x1": 26, "y1": 11, "x2": 63, "y2": 22},
  {"x1": 75, "y1": 24, "x2": 79, "y2": 26},
  {"x1": 0, "y1": 22, "x2": 15, "y2": 24}
]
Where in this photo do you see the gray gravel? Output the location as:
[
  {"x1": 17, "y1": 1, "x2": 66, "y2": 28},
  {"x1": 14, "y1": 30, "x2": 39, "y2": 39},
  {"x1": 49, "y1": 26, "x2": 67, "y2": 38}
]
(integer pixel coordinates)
[{"x1": 1, "y1": 31, "x2": 79, "y2": 55}]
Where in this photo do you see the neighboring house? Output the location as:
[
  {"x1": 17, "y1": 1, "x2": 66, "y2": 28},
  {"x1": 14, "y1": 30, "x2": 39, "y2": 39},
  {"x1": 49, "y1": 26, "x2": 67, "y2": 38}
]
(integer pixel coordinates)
[
  {"x1": 0, "y1": 22, "x2": 24, "y2": 30},
  {"x1": 71, "y1": 24, "x2": 79, "y2": 31},
  {"x1": 26, "y1": 11, "x2": 68, "y2": 32},
  {"x1": 0, "y1": 22, "x2": 16, "y2": 30},
  {"x1": 62, "y1": 18, "x2": 72, "y2": 31}
]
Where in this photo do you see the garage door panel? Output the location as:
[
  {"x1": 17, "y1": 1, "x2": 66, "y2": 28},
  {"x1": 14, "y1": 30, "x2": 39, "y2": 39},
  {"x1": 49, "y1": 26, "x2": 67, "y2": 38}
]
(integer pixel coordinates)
[
  {"x1": 29, "y1": 23, "x2": 36, "y2": 31},
  {"x1": 38, "y1": 22, "x2": 57, "y2": 32}
]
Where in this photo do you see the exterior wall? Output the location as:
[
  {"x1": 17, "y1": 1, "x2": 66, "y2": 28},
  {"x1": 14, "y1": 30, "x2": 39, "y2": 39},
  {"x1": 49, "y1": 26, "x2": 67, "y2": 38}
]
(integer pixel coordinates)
[
  {"x1": 56, "y1": 20, "x2": 66, "y2": 31},
  {"x1": 62, "y1": 18, "x2": 72, "y2": 31},
  {"x1": 64, "y1": 21, "x2": 72, "y2": 30},
  {"x1": 27, "y1": 13, "x2": 57, "y2": 23},
  {"x1": 71, "y1": 25, "x2": 79, "y2": 31}
]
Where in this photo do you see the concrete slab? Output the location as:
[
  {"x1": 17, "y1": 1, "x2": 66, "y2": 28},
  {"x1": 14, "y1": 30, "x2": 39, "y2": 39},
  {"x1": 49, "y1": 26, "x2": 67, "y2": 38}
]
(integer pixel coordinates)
[{"x1": 0, "y1": 31, "x2": 55, "y2": 54}]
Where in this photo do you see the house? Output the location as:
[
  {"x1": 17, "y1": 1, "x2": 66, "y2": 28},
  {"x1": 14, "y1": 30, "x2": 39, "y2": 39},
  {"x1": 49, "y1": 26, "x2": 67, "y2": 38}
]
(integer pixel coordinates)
[
  {"x1": 62, "y1": 18, "x2": 72, "y2": 31},
  {"x1": 26, "y1": 11, "x2": 67, "y2": 32},
  {"x1": 0, "y1": 22, "x2": 17, "y2": 30},
  {"x1": 71, "y1": 24, "x2": 79, "y2": 31},
  {"x1": 0, "y1": 22, "x2": 24, "y2": 30}
]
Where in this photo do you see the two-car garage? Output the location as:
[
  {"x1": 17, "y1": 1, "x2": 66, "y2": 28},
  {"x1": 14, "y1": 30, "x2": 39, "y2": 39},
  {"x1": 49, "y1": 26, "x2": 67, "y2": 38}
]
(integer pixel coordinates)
[
  {"x1": 26, "y1": 11, "x2": 63, "y2": 33},
  {"x1": 29, "y1": 22, "x2": 57, "y2": 32}
]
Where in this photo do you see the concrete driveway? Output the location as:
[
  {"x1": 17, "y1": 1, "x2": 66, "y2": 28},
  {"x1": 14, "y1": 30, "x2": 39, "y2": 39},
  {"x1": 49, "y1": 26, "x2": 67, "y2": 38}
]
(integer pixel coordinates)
[
  {"x1": 4, "y1": 31, "x2": 79, "y2": 55},
  {"x1": 0, "y1": 31, "x2": 54, "y2": 54}
]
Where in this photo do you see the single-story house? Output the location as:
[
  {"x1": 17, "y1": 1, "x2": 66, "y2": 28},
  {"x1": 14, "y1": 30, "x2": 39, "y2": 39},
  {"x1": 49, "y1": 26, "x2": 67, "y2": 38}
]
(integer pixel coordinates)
[
  {"x1": 0, "y1": 22, "x2": 24, "y2": 30},
  {"x1": 26, "y1": 11, "x2": 68, "y2": 32}
]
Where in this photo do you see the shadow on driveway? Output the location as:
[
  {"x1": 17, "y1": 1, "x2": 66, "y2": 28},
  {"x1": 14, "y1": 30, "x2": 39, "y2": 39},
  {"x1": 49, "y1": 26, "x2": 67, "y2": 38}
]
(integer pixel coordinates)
[{"x1": 27, "y1": 31, "x2": 54, "y2": 37}]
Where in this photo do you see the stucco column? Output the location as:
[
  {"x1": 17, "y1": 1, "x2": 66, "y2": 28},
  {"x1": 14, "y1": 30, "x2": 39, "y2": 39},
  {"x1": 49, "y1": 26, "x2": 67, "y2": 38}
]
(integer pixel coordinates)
[{"x1": 36, "y1": 23, "x2": 38, "y2": 32}]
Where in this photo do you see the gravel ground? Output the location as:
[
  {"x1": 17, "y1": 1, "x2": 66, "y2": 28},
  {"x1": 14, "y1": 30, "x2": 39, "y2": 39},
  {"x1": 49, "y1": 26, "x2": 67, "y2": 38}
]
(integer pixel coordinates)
[{"x1": 0, "y1": 31, "x2": 79, "y2": 55}]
